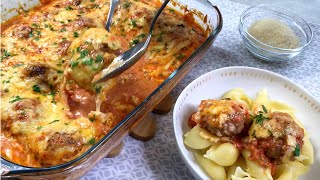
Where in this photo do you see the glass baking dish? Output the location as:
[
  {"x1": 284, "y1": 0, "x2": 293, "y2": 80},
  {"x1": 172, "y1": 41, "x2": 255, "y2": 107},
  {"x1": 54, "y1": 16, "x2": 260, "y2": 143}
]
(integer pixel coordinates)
[{"x1": 1, "y1": 0, "x2": 222, "y2": 178}]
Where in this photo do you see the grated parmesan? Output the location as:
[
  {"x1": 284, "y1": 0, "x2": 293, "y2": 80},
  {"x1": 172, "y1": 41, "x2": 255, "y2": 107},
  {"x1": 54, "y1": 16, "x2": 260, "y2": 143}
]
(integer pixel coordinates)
[{"x1": 248, "y1": 18, "x2": 300, "y2": 49}]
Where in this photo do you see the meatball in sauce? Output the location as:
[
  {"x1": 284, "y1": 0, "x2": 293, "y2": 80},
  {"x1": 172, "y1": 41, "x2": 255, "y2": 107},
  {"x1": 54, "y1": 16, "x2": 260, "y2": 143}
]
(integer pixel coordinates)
[
  {"x1": 189, "y1": 99, "x2": 250, "y2": 137},
  {"x1": 248, "y1": 111, "x2": 304, "y2": 165}
]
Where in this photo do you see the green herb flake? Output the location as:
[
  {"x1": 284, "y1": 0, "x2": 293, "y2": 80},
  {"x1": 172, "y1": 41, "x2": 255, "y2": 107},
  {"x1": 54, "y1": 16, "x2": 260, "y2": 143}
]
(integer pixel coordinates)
[
  {"x1": 37, "y1": 126, "x2": 43, "y2": 130},
  {"x1": 64, "y1": 123, "x2": 70, "y2": 125},
  {"x1": 254, "y1": 114, "x2": 266, "y2": 125},
  {"x1": 82, "y1": 58, "x2": 93, "y2": 65},
  {"x1": 2, "y1": 79, "x2": 10, "y2": 84},
  {"x1": 57, "y1": 70, "x2": 63, "y2": 74},
  {"x1": 74, "y1": 32, "x2": 79, "y2": 38},
  {"x1": 169, "y1": 8, "x2": 175, "y2": 13},
  {"x1": 95, "y1": 54, "x2": 104, "y2": 63},
  {"x1": 175, "y1": 53, "x2": 185, "y2": 60},
  {"x1": 88, "y1": 138, "x2": 95, "y2": 145},
  {"x1": 90, "y1": 0, "x2": 95, "y2": 2},
  {"x1": 262, "y1": 105, "x2": 268, "y2": 113},
  {"x1": 32, "y1": 84, "x2": 41, "y2": 93},
  {"x1": 130, "y1": 19, "x2": 137, "y2": 27},
  {"x1": 14, "y1": 64, "x2": 24, "y2": 68},
  {"x1": 66, "y1": 6, "x2": 73, "y2": 10},
  {"x1": 28, "y1": 31, "x2": 34, "y2": 38},
  {"x1": 293, "y1": 144, "x2": 300, "y2": 157},
  {"x1": 49, "y1": 91, "x2": 56, "y2": 104},
  {"x1": 70, "y1": 61, "x2": 79, "y2": 68},
  {"x1": 1, "y1": 49, "x2": 12, "y2": 61},
  {"x1": 95, "y1": 86, "x2": 102, "y2": 93},
  {"x1": 9, "y1": 96, "x2": 25, "y2": 103},
  {"x1": 49, "y1": 119, "x2": 59, "y2": 124},
  {"x1": 79, "y1": 49, "x2": 89, "y2": 58},
  {"x1": 137, "y1": 33, "x2": 146, "y2": 38},
  {"x1": 60, "y1": 27, "x2": 67, "y2": 32},
  {"x1": 31, "y1": 23, "x2": 39, "y2": 28},
  {"x1": 130, "y1": 39, "x2": 139, "y2": 46},
  {"x1": 123, "y1": 2, "x2": 131, "y2": 8}
]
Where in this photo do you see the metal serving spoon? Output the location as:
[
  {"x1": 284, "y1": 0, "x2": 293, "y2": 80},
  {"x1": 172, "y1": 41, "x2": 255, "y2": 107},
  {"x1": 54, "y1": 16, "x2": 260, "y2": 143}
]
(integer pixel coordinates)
[
  {"x1": 105, "y1": 0, "x2": 119, "y2": 31},
  {"x1": 92, "y1": 0, "x2": 170, "y2": 84}
]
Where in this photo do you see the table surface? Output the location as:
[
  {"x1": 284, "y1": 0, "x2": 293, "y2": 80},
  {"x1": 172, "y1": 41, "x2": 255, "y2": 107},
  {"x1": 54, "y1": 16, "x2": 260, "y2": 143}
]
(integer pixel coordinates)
[{"x1": 82, "y1": 0, "x2": 320, "y2": 179}]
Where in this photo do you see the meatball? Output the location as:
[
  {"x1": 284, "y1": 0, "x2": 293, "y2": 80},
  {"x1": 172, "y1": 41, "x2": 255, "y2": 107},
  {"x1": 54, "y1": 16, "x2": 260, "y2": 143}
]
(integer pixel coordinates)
[
  {"x1": 42, "y1": 132, "x2": 83, "y2": 166},
  {"x1": 12, "y1": 24, "x2": 32, "y2": 38},
  {"x1": 191, "y1": 99, "x2": 250, "y2": 137},
  {"x1": 251, "y1": 112, "x2": 304, "y2": 162}
]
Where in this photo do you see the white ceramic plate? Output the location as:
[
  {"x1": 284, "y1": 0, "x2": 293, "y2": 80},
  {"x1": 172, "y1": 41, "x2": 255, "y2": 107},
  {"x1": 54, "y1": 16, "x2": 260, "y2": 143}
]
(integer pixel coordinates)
[{"x1": 173, "y1": 66, "x2": 320, "y2": 180}]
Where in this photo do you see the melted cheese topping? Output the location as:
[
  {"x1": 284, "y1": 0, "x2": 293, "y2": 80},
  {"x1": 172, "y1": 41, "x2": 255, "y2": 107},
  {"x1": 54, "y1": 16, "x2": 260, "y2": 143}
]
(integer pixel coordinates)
[{"x1": 1, "y1": 0, "x2": 206, "y2": 167}]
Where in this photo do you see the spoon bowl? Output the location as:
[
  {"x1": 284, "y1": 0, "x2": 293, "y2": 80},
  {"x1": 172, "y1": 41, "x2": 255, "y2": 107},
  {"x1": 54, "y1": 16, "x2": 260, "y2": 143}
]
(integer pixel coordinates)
[{"x1": 92, "y1": 0, "x2": 170, "y2": 84}]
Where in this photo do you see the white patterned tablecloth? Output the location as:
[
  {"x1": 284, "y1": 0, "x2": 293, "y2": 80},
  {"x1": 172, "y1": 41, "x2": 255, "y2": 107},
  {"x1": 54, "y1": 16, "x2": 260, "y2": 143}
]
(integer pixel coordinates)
[{"x1": 82, "y1": 0, "x2": 320, "y2": 179}]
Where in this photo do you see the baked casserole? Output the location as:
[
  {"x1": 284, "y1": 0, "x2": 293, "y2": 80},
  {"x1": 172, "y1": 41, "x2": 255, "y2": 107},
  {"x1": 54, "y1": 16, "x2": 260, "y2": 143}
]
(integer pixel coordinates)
[{"x1": 1, "y1": 0, "x2": 208, "y2": 167}]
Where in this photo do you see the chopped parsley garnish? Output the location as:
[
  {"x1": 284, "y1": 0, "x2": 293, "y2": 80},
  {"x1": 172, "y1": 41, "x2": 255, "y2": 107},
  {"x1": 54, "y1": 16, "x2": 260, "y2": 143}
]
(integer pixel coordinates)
[
  {"x1": 44, "y1": 24, "x2": 54, "y2": 31},
  {"x1": 90, "y1": 0, "x2": 95, "y2": 2},
  {"x1": 49, "y1": 91, "x2": 56, "y2": 104},
  {"x1": 262, "y1": 105, "x2": 268, "y2": 113},
  {"x1": 1, "y1": 49, "x2": 12, "y2": 61},
  {"x1": 57, "y1": 70, "x2": 63, "y2": 74},
  {"x1": 130, "y1": 19, "x2": 137, "y2": 27},
  {"x1": 74, "y1": 32, "x2": 79, "y2": 38},
  {"x1": 82, "y1": 58, "x2": 93, "y2": 65},
  {"x1": 31, "y1": 23, "x2": 40, "y2": 28},
  {"x1": 293, "y1": 144, "x2": 300, "y2": 156},
  {"x1": 95, "y1": 54, "x2": 104, "y2": 63},
  {"x1": 32, "y1": 84, "x2": 41, "y2": 92},
  {"x1": 9, "y1": 96, "x2": 25, "y2": 103},
  {"x1": 13, "y1": 63, "x2": 24, "y2": 68},
  {"x1": 49, "y1": 119, "x2": 59, "y2": 124},
  {"x1": 254, "y1": 113, "x2": 268, "y2": 125},
  {"x1": 130, "y1": 39, "x2": 139, "y2": 46},
  {"x1": 79, "y1": 49, "x2": 89, "y2": 58},
  {"x1": 37, "y1": 126, "x2": 43, "y2": 130},
  {"x1": 95, "y1": 86, "x2": 102, "y2": 93},
  {"x1": 175, "y1": 53, "x2": 185, "y2": 60},
  {"x1": 123, "y1": 2, "x2": 131, "y2": 8},
  {"x1": 64, "y1": 123, "x2": 70, "y2": 125},
  {"x1": 2, "y1": 79, "x2": 10, "y2": 84},
  {"x1": 66, "y1": 6, "x2": 73, "y2": 10},
  {"x1": 70, "y1": 61, "x2": 79, "y2": 68},
  {"x1": 88, "y1": 138, "x2": 95, "y2": 145},
  {"x1": 169, "y1": 8, "x2": 175, "y2": 13},
  {"x1": 60, "y1": 28, "x2": 67, "y2": 32},
  {"x1": 137, "y1": 33, "x2": 146, "y2": 38},
  {"x1": 28, "y1": 31, "x2": 34, "y2": 38},
  {"x1": 254, "y1": 105, "x2": 269, "y2": 125}
]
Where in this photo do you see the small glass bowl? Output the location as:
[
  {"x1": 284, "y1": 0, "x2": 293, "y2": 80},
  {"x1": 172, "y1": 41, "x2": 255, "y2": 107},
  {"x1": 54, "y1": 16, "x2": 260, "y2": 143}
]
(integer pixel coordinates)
[{"x1": 239, "y1": 5, "x2": 313, "y2": 62}]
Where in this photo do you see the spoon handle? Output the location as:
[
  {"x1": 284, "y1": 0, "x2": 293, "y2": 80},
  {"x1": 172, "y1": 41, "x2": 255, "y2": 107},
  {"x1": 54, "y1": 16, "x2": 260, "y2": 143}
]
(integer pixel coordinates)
[{"x1": 105, "y1": 0, "x2": 119, "y2": 31}]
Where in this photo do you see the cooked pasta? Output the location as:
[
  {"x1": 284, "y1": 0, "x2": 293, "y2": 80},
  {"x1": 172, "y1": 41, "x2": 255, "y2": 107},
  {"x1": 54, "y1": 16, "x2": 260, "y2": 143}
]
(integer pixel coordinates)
[{"x1": 184, "y1": 88, "x2": 314, "y2": 180}]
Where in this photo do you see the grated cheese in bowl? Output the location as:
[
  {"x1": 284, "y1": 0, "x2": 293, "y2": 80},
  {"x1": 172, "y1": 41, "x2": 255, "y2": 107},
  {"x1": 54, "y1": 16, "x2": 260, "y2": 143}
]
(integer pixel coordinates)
[{"x1": 248, "y1": 18, "x2": 299, "y2": 49}]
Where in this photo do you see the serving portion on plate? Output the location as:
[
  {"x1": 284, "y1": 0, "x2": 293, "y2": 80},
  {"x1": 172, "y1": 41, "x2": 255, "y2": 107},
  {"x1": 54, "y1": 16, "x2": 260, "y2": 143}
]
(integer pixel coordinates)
[
  {"x1": 1, "y1": 0, "x2": 222, "y2": 177},
  {"x1": 173, "y1": 67, "x2": 320, "y2": 180}
]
